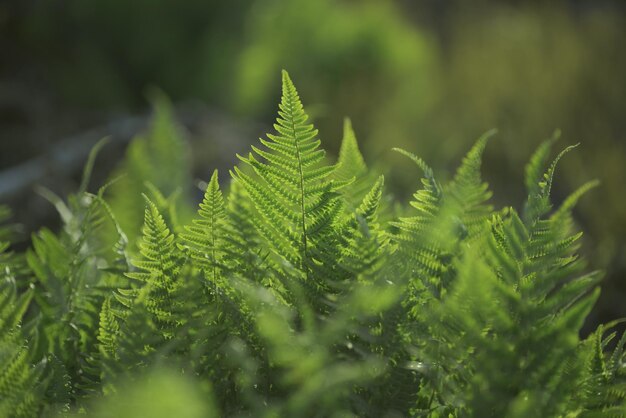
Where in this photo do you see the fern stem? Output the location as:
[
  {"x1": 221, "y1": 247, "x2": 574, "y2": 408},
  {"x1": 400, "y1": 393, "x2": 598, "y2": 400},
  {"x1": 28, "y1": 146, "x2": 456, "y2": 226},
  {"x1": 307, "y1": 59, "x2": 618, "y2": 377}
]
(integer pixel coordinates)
[{"x1": 286, "y1": 82, "x2": 309, "y2": 269}]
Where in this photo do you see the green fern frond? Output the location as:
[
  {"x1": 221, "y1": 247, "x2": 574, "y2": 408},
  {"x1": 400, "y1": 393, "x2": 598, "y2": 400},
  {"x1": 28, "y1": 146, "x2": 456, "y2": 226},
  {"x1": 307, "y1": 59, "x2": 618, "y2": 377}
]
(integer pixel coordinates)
[
  {"x1": 340, "y1": 176, "x2": 387, "y2": 279},
  {"x1": 523, "y1": 136, "x2": 578, "y2": 225},
  {"x1": 0, "y1": 277, "x2": 42, "y2": 417},
  {"x1": 335, "y1": 118, "x2": 367, "y2": 181},
  {"x1": 233, "y1": 71, "x2": 349, "y2": 287},
  {"x1": 0, "y1": 340, "x2": 42, "y2": 418},
  {"x1": 97, "y1": 296, "x2": 119, "y2": 361},
  {"x1": 424, "y1": 247, "x2": 599, "y2": 417},
  {"x1": 180, "y1": 170, "x2": 227, "y2": 287},
  {"x1": 25, "y1": 188, "x2": 116, "y2": 402},
  {"x1": 110, "y1": 197, "x2": 204, "y2": 382},
  {"x1": 446, "y1": 130, "x2": 495, "y2": 237},
  {"x1": 108, "y1": 95, "x2": 192, "y2": 248},
  {"x1": 124, "y1": 197, "x2": 183, "y2": 328},
  {"x1": 579, "y1": 323, "x2": 626, "y2": 417},
  {"x1": 390, "y1": 147, "x2": 449, "y2": 300},
  {"x1": 524, "y1": 131, "x2": 559, "y2": 203},
  {"x1": 0, "y1": 71, "x2": 620, "y2": 418},
  {"x1": 222, "y1": 180, "x2": 267, "y2": 284}
]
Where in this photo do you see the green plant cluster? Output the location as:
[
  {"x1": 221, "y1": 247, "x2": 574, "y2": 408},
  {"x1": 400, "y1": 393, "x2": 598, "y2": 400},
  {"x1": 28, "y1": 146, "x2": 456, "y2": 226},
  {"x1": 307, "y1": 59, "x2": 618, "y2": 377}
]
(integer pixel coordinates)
[{"x1": 1, "y1": 73, "x2": 625, "y2": 417}]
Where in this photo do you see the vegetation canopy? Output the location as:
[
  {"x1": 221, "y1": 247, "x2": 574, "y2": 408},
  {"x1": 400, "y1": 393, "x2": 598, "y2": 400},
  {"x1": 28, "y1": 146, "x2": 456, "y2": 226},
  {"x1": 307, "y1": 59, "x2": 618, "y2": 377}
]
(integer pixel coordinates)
[{"x1": 0, "y1": 71, "x2": 623, "y2": 418}]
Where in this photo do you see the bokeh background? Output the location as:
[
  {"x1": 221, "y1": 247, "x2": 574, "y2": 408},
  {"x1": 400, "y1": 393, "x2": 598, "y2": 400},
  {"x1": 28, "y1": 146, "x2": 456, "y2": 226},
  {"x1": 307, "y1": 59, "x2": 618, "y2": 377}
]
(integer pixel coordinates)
[{"x1": 1, "y1": 0, "x2": 625, "y2": 330}]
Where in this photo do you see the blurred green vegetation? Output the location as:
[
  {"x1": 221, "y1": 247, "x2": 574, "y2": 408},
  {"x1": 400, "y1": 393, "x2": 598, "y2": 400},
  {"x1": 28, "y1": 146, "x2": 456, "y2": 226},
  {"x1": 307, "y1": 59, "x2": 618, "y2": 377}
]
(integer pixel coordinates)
[
  {"x1": 67, "y1": 369, "x2": 218, "y2": 418},
  {"x1": 2, "y1": 0, "x2": 625, "y2": 322}
]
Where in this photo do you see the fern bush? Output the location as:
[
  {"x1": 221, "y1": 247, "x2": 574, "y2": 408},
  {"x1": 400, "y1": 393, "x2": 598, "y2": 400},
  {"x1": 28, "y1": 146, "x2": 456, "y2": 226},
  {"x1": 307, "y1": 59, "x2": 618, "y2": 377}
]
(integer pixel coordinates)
[{"x1": 1, "y1": 71, "x2": 624, "y2": 418}]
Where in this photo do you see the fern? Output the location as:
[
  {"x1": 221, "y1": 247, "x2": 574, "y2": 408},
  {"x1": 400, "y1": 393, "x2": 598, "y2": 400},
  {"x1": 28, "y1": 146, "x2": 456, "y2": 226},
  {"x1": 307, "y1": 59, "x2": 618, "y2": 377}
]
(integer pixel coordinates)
[
  {"x1": 579, "y1": 322, "x2": 626, "y2": 417},
  {"x1": 112, "y1": 197, "x2": 192, "y2": 367},
  {"x1": 180, "y1": 170, "x2": 227, "y2": 288},
  {"x1": 1, "y1": 71, "x2": 623, "y2": 418},
  {"x1": 233, "y1": 70, "x2": 352, "y2": 313},
  {"x1": 0, "y1": 280, "x2": 41, "y2": 418},
  {"x1": 0, "y1": 208, "x2": 43, "y2": 417},
  {"x1": 108, "y1": 95, "x2": 193, "y2": 248}
]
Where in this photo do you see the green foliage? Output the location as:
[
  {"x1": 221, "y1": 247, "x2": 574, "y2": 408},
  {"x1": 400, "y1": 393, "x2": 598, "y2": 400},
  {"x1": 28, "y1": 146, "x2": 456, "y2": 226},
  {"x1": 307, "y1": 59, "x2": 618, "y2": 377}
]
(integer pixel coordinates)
[
  {"x1": 108, "y1": 94, "x2": 193, "y2": 249},
  {"x1": 0, "y1": 72, "x2": 623, "y2": 417}
]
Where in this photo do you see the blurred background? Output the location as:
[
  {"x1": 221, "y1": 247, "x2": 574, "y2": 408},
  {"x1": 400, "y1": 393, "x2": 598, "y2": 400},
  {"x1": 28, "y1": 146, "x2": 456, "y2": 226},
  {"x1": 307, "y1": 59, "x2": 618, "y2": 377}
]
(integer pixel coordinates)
[{"x1": 1, "y1": 0, "x2": 624, "y2": 330}]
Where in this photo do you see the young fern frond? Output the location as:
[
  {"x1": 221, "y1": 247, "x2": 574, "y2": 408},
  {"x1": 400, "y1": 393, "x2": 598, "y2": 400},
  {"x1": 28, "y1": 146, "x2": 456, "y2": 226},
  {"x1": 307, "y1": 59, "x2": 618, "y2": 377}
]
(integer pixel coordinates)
[
  {"x1": 523, "y1": 132, "x2": 577, "y2": 226},
  {"x1": 523, "y1": 131, "x2": 559, "y2": 220}
]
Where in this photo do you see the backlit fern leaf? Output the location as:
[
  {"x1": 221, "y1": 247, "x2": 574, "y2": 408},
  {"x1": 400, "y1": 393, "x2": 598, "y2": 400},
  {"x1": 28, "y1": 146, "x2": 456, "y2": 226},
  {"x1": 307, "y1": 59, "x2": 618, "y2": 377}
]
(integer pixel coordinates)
[
  {"x1": 340, "y1": 176, "x2": 387, "y2": 279},
  {"x1": 110, "y1": 197, "x2": 203, "y2": 382},
  {"x1": 334, "y1": 118, "x2": 372, "y2": 207},
  {"x1": 96, "y1": 296, "x2": 119, "y2": 393},
  {"x1": 523, "y1": 134, "x2": 577, "y2": 226},
  {"x1": 0, "y1": 71, "x2": 622, "y2": 418},
  {"x1": 180, "y1": 170, "x2": 227, "y2": 288},
  {"x1": 233, "y1": 71, "x2": 349, "y2": 288},
  {"x1": 390, "y1": 148, "x2": 448, "y2": 299},
  {"x1": 335, "y1": 118, "x2": 367, "y2": 181},
  {"x1": 446, "y1": 130, "x2": 495, "y2": 239},
  {"x1": 122, "y1": 197, "x2": 184, "y2": 332},
  {"x1": 223, "y1": 180, "x2": 266, "y2": 284}
]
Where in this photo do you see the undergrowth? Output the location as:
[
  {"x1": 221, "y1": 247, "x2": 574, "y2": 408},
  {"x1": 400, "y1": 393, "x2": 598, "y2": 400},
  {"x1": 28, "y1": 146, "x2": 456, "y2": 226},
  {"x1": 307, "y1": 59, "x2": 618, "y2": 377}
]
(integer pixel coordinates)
[{"x1": 1, "y1": 72, "x2": 624, "y2": 418}]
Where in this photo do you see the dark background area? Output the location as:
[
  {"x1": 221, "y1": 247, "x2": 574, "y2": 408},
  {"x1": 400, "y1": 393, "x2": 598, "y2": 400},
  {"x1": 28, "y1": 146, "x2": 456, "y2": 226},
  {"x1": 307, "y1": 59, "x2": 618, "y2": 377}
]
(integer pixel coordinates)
[{"x1": 1, "y1": 0, "x2": 625, "y2": 331}]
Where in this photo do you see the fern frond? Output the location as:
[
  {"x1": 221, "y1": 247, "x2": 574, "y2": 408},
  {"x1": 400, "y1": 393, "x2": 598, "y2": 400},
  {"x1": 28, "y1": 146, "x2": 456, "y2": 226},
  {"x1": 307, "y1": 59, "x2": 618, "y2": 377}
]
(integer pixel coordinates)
[
  {"x1": 180, "y1": 170, "x2": 228, "y2": 289},
  {"x1": 523, "y1": 137, "x2": 578, "y2": 225},
  {"x1": 108, "y1": 95, "x2": 192, "y2": 248},
  {"x1": 0, "y1": 276, "x2": 43, "y2": 417},
  {"x1": 222, "y1": 179, "x2": 267, "y2": 284},
  {"x1": 340, "y1": 176, "x2": 388, "y2": 279},
  {"x1": 26, "y1": 187, "x2": 118, "y2": 402},
  {"x1": 124, "y1": 196, "x2": 184, "y2": 330},
  {"x1": 524, "y1": 131, "x2": 559, "y2": 203},
  {"x1": 424, "y1": 247, "x2": 599, "y2": 417},
  {"x1": 579, "y1": 323, "x2": 626, "y2": 417},
  {"x1": 335, "y1": 118, "x2": 367, "y2": 181},
  {"x1": 390, "y1": 148, "x2": 449, "y2": 300},
  {"x1": 446, "y1": 130, "x2": 495, "y2": 238},
  {"x1": 233, "y1": 71, "x2": 349, "y2": 291}
]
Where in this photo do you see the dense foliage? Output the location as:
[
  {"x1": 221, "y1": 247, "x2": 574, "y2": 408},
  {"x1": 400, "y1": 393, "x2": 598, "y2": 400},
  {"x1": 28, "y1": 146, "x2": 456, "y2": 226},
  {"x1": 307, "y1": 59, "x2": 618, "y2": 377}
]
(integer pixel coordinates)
[
  {"x1": 1, "y1": 72, "x2": 624, "y2": 417},
  {"x1": 5, "y1": 2, "x2": 625, "y2": 325}
]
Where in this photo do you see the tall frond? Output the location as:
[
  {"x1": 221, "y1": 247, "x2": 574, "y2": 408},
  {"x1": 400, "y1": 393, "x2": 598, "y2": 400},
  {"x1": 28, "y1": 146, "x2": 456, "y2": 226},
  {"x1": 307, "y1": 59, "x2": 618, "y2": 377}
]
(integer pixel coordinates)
[{"x1": 232, "y1": 70, "x2": 349, "y2": 293}]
